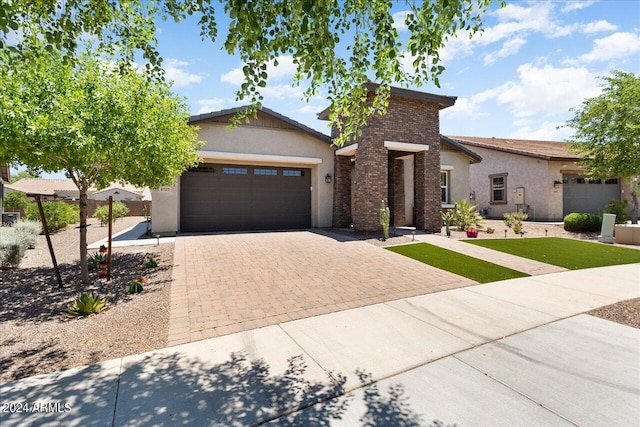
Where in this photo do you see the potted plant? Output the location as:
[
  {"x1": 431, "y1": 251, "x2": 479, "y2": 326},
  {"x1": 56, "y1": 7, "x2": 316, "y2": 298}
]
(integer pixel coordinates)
[{"x1": 466, "y1": 226, "x2": 478, "y2": 238}]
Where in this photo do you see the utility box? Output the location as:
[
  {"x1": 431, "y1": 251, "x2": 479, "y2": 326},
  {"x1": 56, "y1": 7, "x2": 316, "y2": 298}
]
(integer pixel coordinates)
[
  {"x1": 514, "y1": 187, "x2": 525, "y2": 205},
  {"x1": 2, "y1": 212, "x2": 20, "y2": 225}
]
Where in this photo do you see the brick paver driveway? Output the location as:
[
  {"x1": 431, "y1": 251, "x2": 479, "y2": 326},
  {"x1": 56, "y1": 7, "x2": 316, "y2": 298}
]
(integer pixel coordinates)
[{"x1": 168, "y1": 230, "x2": 476, "y2": 345}]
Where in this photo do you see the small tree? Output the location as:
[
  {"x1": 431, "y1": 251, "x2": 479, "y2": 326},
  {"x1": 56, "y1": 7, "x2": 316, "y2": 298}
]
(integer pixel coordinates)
[
  {"x1": 3, "y1": 191, "x2": 30, "y2": 211},
  {"x1": 0, "y1": 43, "x2": 202, "y2": 285},
  {"x1": 566, "y1": 71, "x2": 640, "y2": 223}
]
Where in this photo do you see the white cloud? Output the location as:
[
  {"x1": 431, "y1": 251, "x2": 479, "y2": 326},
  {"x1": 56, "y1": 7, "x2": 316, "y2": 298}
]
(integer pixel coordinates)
[
  {"x1": 578, "y1": 32, "x2": 640, "y2": 62},
  {"x1": 164, "y1": 58, "x2": 203, "y2": 88},
  {"x1": 561, "y1": 0, "x2": 597, "y2": 13},
  {"x1": 440, "y1": 97, "x2": 488, "y2": 119},
  {"x1": 582, "y1": 20, "x2": 618, "y2": 34},
  {"x1": 392, "y1": 10, "x2": 411, "y2": 32},
  {"x1": 195, "y1": 97, "x2": 242, "y2": 114},
  {"x1": 483, "y1": 37, "x2": 526, "y2": 65},
  {"x1": 260, "y1": 84, "x2": 304, "y2": 100},
  {"x1": 220, "y1": 55, "x2": 297, "y2": 86},
  {"x1": 508, "y1": 121, "x2": 573, "y2": 141}
]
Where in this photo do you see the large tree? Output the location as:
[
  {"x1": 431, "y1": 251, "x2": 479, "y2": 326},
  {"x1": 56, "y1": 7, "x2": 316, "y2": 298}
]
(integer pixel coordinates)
[
  {"x1": 0, "y1": 44, "x2": 202, "y2": 285},
  {"x1": 566, "y1": 71, "x2": 640, "y2": 223},
  {"x1": 0, "y1": 0, "x2": 499, "y2": 146}
]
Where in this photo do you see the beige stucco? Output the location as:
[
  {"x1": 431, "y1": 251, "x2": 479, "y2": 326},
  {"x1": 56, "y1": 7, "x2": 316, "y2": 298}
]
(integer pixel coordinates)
[
  {"x1": 152, "y1": 120, "x2": 334, "y2": 234},
  {"x1": 440, "y1": 149, "x2": 474, "y2": 207},
  {"x1": 468, "y1": 147, "x2": 572, "y2": 220}
]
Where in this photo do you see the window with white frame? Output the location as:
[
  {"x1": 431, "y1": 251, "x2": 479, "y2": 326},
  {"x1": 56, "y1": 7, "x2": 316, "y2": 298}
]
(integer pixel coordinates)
[
  {"x1": 490, "y1": 173, "x2": 507, "y2": 203},
  {"x1": 440, "y1": 171, "x2": 449, "y2": 204}
]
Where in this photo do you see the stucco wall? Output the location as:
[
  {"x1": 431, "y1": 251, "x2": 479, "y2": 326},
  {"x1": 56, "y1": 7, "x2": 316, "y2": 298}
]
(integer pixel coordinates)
[
  {"x1": 440, "y1": 150, "x2": 473, "y2": 206},
  {"x1": 468, "y1": 147, "x2": 561, "y2": 220},
  {"x1": 152, "y1": 121, "x2": 334, "y2": 234}
]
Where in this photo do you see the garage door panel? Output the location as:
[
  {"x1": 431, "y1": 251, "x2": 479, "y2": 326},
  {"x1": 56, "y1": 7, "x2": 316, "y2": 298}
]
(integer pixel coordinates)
[
  {"x1": 563, "y1": 176, "x2": 620, "y2": 216},
  {"x1": 180, "y1": 164, "x2": 311, "y2": 232}
]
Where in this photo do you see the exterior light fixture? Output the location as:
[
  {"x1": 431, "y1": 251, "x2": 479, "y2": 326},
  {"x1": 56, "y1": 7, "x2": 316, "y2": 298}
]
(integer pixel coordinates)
[
  {"x1": 553, "y1": 180, "x2": 562, "y2": 188},
  {"x1": 325, "y1": 173, "x2": 332, "y2": 183}
]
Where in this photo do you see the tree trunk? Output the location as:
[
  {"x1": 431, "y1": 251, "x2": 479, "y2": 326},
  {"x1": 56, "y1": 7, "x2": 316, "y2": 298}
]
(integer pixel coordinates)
[{"x1": 79, "y1": 189, "x2": 89, "y2": 285}]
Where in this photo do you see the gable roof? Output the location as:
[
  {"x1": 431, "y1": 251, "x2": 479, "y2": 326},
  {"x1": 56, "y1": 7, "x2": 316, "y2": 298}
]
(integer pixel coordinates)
[
  {"x1": 6, "y1": 178, "x2": 78, "y2": 195},
  {"x1": 317, "y1": 83, "x2": 457, "y2": 120},
  {"x1": 441, "y1": 135, "x2": 482, "y2": 164},
  {"x1": 189, "y1": 106, "x2": 332, "y2": 144},
  {"x1": 448, "y1": 136, "x2": 579, "y2": 162}
]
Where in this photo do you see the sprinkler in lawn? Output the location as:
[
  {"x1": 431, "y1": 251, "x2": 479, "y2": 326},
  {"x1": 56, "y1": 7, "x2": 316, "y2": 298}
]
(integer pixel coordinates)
[
  {"x1": 545, "y1": 229, "x2": 548, "y2": 237},
  {"x1": 504, "y1": 229, "x2": 508, "y2": 238}
]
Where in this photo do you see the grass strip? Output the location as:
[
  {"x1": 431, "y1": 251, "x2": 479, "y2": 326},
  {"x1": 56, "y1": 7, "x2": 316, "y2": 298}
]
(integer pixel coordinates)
[
  {"x1": 464, "y1": 237, "x2": 640, "y2": 270},
  {"x1": 386, "y1": 242, "x2": 529, "y2": 284}
]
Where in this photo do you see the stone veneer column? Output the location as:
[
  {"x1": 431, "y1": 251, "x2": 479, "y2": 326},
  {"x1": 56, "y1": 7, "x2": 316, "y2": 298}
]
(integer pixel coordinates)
[
  {"x1": 352, "y1": 125, "x2": 387, "y2": 232},
  {"x1": 414, "y1": 146, "x2": 442, "y2": 232},
  {"x1": 332, "y1": 154, "x2": 352, "y2": 227}
]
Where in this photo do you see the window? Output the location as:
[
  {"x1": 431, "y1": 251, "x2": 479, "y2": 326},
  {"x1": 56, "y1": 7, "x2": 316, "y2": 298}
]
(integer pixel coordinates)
[
  {"x1": 605, "y1": 178, "x2": 619, "y2": 184},
  {"x1": 490, "y1": 174, "x2": 507, "y2": 203},
  {"x1": 577, "y1": 178, "x2": 585, "y2": 184},
  {"x1": 189, "y1": 166, "x2": 215, "y2": 173},
  {"x1": 283, "y1": 170, "x2": 304, "y2": 177},
  {"x1": 254, "y1": 169, "x2": 277, "y2": 176},
  {"x1": 587, "y1": 178, "x2": 602, "y2": 184},
  {"x1": 222, "y1": 167, "x2": 248, "y2": 175},
  {"x1": 440, "y1": 171, "x2": 449, "y2": 204}
]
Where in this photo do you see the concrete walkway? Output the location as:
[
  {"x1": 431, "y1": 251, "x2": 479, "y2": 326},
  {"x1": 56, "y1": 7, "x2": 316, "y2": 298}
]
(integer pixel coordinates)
[
  {"x1": 88, "y1": 221, "x2": 175, "y2": 249},
  {"x1": 2, "y1": 263, "x2": 638, "y2": 426}
]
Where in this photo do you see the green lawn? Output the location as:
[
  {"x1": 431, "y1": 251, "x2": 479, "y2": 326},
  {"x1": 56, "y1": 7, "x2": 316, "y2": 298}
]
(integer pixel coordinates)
[
  {"x1": 386, "y1": 242, "x2": 529, "y2": 284},
  {"x1": 464, "y1": 237, "x2": 640, "y2": 270}
]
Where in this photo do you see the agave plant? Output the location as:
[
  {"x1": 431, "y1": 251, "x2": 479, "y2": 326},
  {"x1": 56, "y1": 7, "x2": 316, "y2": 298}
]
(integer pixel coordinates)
[
  {"x1": 88, "y1": 252, "x2": 108, "y2": 270},
  {"x1": 66, "y1": 292, "x2": 107, "y2": 317}
]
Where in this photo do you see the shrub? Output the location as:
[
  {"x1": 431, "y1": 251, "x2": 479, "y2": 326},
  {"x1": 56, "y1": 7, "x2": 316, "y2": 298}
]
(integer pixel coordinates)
[
  {"x1": 0, "y1": 228, "x2": 28, "y2": 268},
  {"x1": 504, "y1": 212, "x2": 529, "y2": 234},
  {"x1": 14, "y1": 220, "x2": 42, "y2": 249},
  {"x1": 25, "y1": 201, "x2": 78, "y2": 232},
  {"x1": 65, "y1": 292, "x2": 107, "y2": 317},
  {"x1": 563, "y1": 213, "x2": 602, "y2": 232},
  {"x1": 451, "y1": 199, "x2": 483, "y2": 231},
  {"x1": 3, "y1": 191, "x2": 30, "y2": 211},
  {"x1": 601, "y1": 200, "x2": 628, "y2": 224},
  {"x1": 94, "y1": 201, "x2": 130, "y2": 225},
  {"x1": 88, "y1": 252, "x2": 107, "y2": 270}
]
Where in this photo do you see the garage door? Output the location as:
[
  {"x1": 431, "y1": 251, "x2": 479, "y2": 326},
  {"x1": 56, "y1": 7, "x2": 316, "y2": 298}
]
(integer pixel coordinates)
[
  {"x1": 562, "y1": 175, "x2": 620, "y2": 216},
  {"x1": 180, "y1": 164, "x2": 311, "y2": 232}
]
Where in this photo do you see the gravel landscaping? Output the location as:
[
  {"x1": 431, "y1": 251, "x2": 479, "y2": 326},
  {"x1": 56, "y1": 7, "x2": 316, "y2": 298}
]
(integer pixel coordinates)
[{"x1": 0, "y1": 217, "x2": 173, "y2": 384}]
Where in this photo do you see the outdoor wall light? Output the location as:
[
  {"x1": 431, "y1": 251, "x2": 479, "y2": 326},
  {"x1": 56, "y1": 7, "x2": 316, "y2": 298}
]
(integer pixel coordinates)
[
  {"x1": 325, "y1": 173, "x2": 333, "y2": 183},
  {"x1": 553, "y1": 180, "x2": 562, "y2": 188},
  {"x1": 469, "y1": 190, "x2": 476, "y2": 199}
]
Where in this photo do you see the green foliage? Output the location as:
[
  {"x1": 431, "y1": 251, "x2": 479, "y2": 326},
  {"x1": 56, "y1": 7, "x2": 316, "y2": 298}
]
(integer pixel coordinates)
[
  {"x1": 9, "y1": 170, "x2": 39, "y2": 183},
  {"x1": 87, "y1": 252, "x2": 108, "y2": 271},
  {"x1": 387, "y1": 243, "x2": 529, "y2": 284},
  {"x1": 466, "y1": 237, "x2": 640, "y2": 270},
  {"x1": 94, "y1": 201, "x2": 130, "y2": 225},
  {"x1": 14, "y1": 220, "x2": 42, "y2": 249},
  {"x1": 0, "y1": 0, "x2": 499, "y2": 147},
  {"x1": 379, "y1": 200, "x2": 390, "y2": 240},
  {"x1": 3, "y1": 191, "x2": 30, "y2": 211},
  {"x1": 144, "y1": 253, "x2": 158, "y2": 268},
  {"x1": 25, "y1": 201, "x2": 78, "y2": 232},
  {"x1": 563, "y1": 213, "x2": 602, "y2": 232},
  {"x1": 65, "y1": 292, "x2": 107, "y2": 317},
  {"x1": 566, "y1": 71, "x2": 640, "y2": 179},
  {"x1": 451, "y1": 199, "x2": 484, "y2": 231},
  {"x1": 602, "y1": 200, "x2": 628, "y2": 224},
  {"x1": 504, "y1": 212, "x2": 528, "y2": 234},
  {"x1": 0, "y1": 228, "x2": 28, "y2": 268}
]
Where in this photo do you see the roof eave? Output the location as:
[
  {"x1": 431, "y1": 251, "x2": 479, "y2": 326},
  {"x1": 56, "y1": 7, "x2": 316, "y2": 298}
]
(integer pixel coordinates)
[{"x1": 440, "y1": 135, "x2": 482, "y2": 163}]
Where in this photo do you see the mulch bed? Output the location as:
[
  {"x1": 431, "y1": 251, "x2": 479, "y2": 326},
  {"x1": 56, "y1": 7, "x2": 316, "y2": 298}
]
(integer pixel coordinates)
[{"x1": 0, "y1": 244, "x2": 173, "y2": 384}]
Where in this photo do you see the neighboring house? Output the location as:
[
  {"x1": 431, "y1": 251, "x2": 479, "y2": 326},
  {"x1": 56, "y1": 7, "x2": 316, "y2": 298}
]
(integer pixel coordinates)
[
  {"x1": 5, "y1": 178, "x2": 150, "y2": 202},
  {"x1": 152, "y1": 85, "x2": 480, "y2": 235},
  {"x1": 450, "y1": 136, "x2": 626, "y2": 220},
  {"x1": 1, "y1": 164, "x2": 10, "y2": 215}
]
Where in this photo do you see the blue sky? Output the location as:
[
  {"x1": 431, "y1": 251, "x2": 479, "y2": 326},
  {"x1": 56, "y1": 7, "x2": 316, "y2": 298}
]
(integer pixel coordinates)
[{"x1": 11, "y1": 0, "x2": 640, "y2": 177}]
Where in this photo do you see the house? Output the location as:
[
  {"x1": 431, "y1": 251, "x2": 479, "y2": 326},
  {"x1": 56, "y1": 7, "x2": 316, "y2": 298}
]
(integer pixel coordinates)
[
  {"x1": 5, "y1": 178, "x2": 150, "y2": 202},
  {"x1": 1, "y1": 164, "x2": 10, "y2": 215},
  {"x1": 450, "y1": 136, "x2": 627, "y2": 220},
  {"x1": 151, "y1": 85, "x2": 481, "y2": 235}
]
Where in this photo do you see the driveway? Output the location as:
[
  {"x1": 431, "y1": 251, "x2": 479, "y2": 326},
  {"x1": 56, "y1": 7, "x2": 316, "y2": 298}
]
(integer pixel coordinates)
[{"x1": 168, "y1": 230, "x2": 476, "y2": 345}]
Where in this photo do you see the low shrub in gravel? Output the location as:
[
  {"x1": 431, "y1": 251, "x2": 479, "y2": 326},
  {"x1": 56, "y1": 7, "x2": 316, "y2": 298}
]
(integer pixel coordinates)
[
  {"x1": 25, "y1": 201, "x2": 78, "y2": 232},
  {"x1": 14, "y1": 220, "x2": 42, "y2": 249},
  {"x1": 564, "y1": 212, "x2": 602, "y2": 232},
  {"x1": 94, "y1": 201, "x2": 130, "y2": 225},
  {"x1": 0, "y1": 228, "x2": 28, "y2": 268}
]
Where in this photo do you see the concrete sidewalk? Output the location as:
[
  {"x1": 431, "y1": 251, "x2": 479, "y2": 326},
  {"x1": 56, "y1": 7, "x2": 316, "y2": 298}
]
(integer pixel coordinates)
[
  {"x1": 88, "y1": 221, "x2": 175, "y2": 249},
  {"x1": 1, "y1": 264, "x2": 638, "y2": 426}
]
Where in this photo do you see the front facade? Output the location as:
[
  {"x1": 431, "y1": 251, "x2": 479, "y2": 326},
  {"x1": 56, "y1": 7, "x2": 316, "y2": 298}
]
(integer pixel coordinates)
[
  {"x1": 152, "y1": 108, "x2": 335, "y2": 234},
  {"x1": 451, "y1": 136, "x2": 625, "y2": 220}
]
